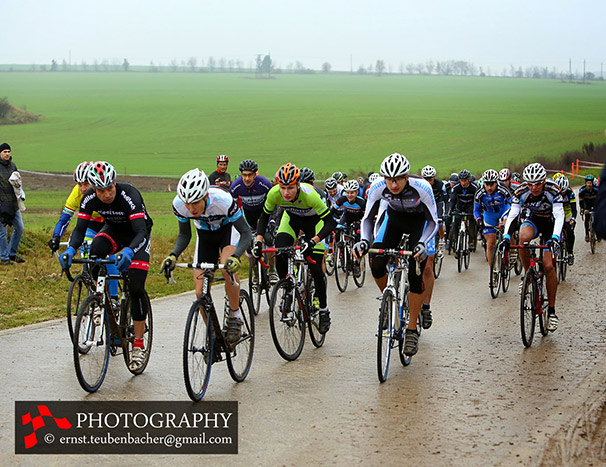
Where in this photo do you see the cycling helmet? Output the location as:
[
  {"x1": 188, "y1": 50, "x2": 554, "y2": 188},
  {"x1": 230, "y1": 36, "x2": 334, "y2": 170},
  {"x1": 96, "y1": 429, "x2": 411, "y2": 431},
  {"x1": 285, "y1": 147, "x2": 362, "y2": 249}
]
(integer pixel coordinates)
[
  {"x1": 511, "y1": 172, "x2": 522, "y2": 183},
  {"x1": 458, "y1": 169, "x2": 471, "y2": 180},
  {"x1": 275, "y1": 162, "x2": 300, "y2": 186},
  {"x1": 177, "y1": 168, "x2": 209, "y2": 203},
  {"x1": 88, "y1": 161, "x2": 117, "y2": 189},
  {"x1": 324, "y1": 177, "x2": 338, "y2": 190},
  {"x1": 552, "y1": 172, "x2": 563, "y2": 181},
  {"x1": 523, "y1": 163, "x2": 547, "y2": 182},
  {"x1": 332, "y1": 171, "x2": 345, "y2": 182},
  {"x1": 556, "y1": 175, "x2": 570, "y2": 191},
  {"x1": 449, "y1": 173, "x2": 459, "y2": 182},
  {"x1": 239, "y1": 159, "x2": 258, "y2": 173},
  {"x1": 421, "y1": 165, "x2": 437, "y2": 179},
  {"x1": 357, "y1": 176, "x2": 364, "y2": 184},
  {"x1": 380, "y1": 153, "x2": 410, "y2": 178},
  {"x1": 73, "y1": 161, "x2": 92, "y2": 183},
  {"x1": 368, "y1": 173, "x2": 381, "y2": 184},
  {"x1": 300, "y1": 167, "x2": 315, "y2": 184},
  {"x1": 585, "y1": 174, "x2": 595, "y2": 182},
  {"x1": 343, "y1": 180, "x2": 359, "y2": 192},
  {"x1": 482, "y1": 169, "x2": 499, "y2": 183},
  {"x1": 499, "y1": 168, "x2": 511, "y2": 181},
  {"x1": 217, "y1": 154, "x2": 229, "y2": 163}
]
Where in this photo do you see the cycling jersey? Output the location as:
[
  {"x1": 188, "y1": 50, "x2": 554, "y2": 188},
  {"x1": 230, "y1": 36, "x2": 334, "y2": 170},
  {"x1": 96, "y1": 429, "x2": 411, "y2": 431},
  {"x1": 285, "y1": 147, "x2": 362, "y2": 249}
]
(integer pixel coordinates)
[
  {"x1": 579, "y1": 185, "x2": 599, "y2": 211},
  {"x1": 332, "y1": 194, "x2": 366, "y2": 225},
  {"x1": 473, "y1": 183, "x2": 511, "y2": 219},
  {"x1": 560, "y1": 188, "x2": 577, "y2": 221},
  {"x1": 504, "y1": 180, "x2": 564, "y2": 239},
  {"x1": 362, "y1": 176, "x2": 438, "y2": 246},
  {"x1": 208, "y1": 170, "x2": 231, "y2": 188},
  {"x1": 173, "y1": 187, "x2": 242, "y2": 231},
  {"x1": 52, "y1": 184, "x2": 104, "y2": 238},
  {"x1": 325, "y1": 185, "x2": 344, "y2": 212},
  {"x1": 229, "y1": 175, "x2": 273, "y2": 212},
  {"x1": 449, "y1": 182, "x2": 478, "y2": 214}
]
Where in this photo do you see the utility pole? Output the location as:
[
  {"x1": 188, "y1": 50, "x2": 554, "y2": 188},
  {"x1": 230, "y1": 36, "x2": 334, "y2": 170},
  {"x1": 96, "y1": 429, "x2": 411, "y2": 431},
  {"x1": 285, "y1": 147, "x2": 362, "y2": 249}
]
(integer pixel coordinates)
[{"x1": 350, "y1": 54, "x2": 353, "y2": 74}]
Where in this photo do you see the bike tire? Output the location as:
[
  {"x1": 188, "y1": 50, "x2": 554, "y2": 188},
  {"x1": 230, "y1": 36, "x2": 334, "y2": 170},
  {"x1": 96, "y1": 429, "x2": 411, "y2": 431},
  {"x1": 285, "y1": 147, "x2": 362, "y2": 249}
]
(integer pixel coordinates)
[
  {"x1": 226, "y1": 290, "x2": 255, "y2": 382},
  {"x1": 334, "y1": 242, "x2": 349, "y2": 293},
  {"x1": 121, "y1": 291, "x2": 153, "y2": 375},
  {"x1": 268, "y1": 278, "x2": 305, "y2": 361},
  {"x1": 520, "y1": 271, "x2": 536, "y2": 348},
  {"x1": 377, "y1": 288, "x2": 395, "y2": 382},
  {"x1": 464, "y1": 232, "x2": 470, "y2": 269},
  {"x1": 353, "y1": 255, "x2": 366, "y2": 288},
  {"x1": 590, "y1": 222, "x2": 596, "y2": 254},
  {"x1": 501, "y1": 250, "x2": 511, "y2": 293},
  {"x1": 306, "y1": 276, "x2": 325, "y2": 348},
  {"x1": 559, "y1": 241, "x2": 568, "y2": 282},
  {"x1": 325, "y1": 238, "x2": 335, "y2": 276},
  {"x1": 489, "y1": 246, "x2": 501, "y2": 299},
  {"x1": 433, "y1": 251, "x2": 443, "y2": 278},
  {"x1": 248, "y1": 256, "x2": 262, "y2": 315},
  {"x1": 398, "y1": 287, "x2": 413, "y2": 366},
  {"x1": 73, "y1": 295, "x2": 110, "y2": 392},
  {"x1": 183, "y1": 300, "x2": 213, "y2": 401},
  {"x1": 67, "y1": 273, "x2": 94, "y2": 345},
  {"x1": 537, "y1": 275, "x2": 549, "y2": 337},
  {"x1": 457, "y1": 231, "x2": 464, "y2": 272}
]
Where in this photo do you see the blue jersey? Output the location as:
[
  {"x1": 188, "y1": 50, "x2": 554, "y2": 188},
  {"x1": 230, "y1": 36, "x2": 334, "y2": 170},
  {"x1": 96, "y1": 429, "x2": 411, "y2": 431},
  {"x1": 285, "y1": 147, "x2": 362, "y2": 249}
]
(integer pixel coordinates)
[
  {"x1": 173, "y1": 187, "x2": 242, "y2": 231},
  {"x1": 473, "y1": 183, "x2": 511, "y2": 219},
  {"x1": 229, "y1": 175, "x2": 273, "y2": 212}
]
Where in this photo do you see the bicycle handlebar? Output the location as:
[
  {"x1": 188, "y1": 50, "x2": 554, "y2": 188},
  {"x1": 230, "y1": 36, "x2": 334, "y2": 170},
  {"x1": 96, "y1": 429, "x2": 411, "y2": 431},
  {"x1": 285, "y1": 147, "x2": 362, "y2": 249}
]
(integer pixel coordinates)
[
  {"x1": 261, "y1": 246, "x2": 317, "y2": 264},
  {"x1": 165, "y1": 262, "x2": 238, "y2": 287},
  {"x1": 369, "y1": 248, "x2": 421, "y2": 275}
]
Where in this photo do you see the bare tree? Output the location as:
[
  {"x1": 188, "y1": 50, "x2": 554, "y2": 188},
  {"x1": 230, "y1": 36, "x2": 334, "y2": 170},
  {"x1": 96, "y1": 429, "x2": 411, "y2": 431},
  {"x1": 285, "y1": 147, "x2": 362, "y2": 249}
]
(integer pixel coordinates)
[
  {"x1": 322, "y1": 62, "x2": 331, "y2": 73},
  {"x1": 375, "y1": 60, "x2": 385, "y2": 76},
  {"x1": 122, "y1": 58, "x2": 130, "y2": 72},
  {"x1": 218, "y1": 57, "x2": 226, "y2": 72},
  {"x1": 425, "y1": 60, "x2": 435, "y2": 75},
  {"x1": 406, "y1": 63, "x2": 415, "y2": 74},
  {"x1": 207, "y1": 56, "x2": 215, "y2": 73},
  {"x1": 81, "y1": 60, "x2": 88, "y2": 72},
  {"x1": 416, "y1": 63, "x2": 425, "y2": 74},
  {"x1": 187, "y1": 57, "x2": 197, "y2": 72},
  {"x1": 170, "y1": 59, "x2": 178, "y2": 72}
]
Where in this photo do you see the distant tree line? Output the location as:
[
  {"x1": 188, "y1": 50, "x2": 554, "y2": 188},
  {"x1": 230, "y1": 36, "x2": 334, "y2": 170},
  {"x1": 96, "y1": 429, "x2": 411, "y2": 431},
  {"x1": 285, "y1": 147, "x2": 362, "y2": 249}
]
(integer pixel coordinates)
[{"x1": 8, "y1": 55, "x2": 605, "y2": 81}]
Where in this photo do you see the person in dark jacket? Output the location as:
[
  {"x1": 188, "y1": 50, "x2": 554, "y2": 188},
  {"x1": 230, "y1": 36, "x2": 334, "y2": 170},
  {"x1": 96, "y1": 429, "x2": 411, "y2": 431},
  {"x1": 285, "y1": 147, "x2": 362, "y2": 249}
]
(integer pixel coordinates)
[
  {"x1": 0, "y1": 143, "x2": 25, "y2": 265},
  {"x1": 594, "y1": 162, "x2": 606, "y2": 239}
]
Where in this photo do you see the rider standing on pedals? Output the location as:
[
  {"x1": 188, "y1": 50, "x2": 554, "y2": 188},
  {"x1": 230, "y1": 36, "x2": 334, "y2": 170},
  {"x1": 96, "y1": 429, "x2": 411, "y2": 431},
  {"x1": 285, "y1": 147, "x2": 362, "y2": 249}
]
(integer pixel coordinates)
[
  {"x1": 162, "y1": 168, "x2": 252, "y2": 344},
  {"x1": 59, "y1": 161, "x2": 153, "y2": 371},
  {"x1": 473, "y1": 169, "x2": 511, "y2": 278},
  {"x1": 252, "y1": 163, "x2": 336, "y2": 334},
  {"x1": 502, "y1": 163, "x2": 564, "y2": 332},
  {"x1": 556, "y1": 175, "x2": 577, "y2": 265},
  {"x1": 353, "y1": 153, "x2": 438, "y2": 356}
]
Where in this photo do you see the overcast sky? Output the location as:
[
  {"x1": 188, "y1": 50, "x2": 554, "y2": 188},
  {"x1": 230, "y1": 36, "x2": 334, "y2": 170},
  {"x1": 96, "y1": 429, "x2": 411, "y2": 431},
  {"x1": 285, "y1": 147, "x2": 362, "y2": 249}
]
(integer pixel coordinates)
[{"x1": 2, "y1": 0, "x2": 604, "y2": 73}]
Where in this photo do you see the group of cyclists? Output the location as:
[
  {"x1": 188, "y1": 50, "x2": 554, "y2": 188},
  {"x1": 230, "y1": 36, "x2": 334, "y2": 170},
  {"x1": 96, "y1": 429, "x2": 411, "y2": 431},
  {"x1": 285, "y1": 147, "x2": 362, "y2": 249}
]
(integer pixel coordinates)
[{"x1": 49, "y1": 152, "x2": 600, "y2": 374}]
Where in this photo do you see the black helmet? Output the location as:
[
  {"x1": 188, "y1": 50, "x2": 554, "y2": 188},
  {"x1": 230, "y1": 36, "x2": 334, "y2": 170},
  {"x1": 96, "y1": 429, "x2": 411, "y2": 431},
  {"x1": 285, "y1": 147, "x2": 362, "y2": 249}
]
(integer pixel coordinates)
[
  {"x1": 458, "y1": 169, "x2": 471, "y2": 180},
  {"x1": 332, "y1": 171, "x2": 345, "y2": 182},
  {"x1": 239, "y1": 159, "x2": 258, "y2": 173},
  {"x1": 300, "y1": 167, "x2": 315, "y2": 183}
]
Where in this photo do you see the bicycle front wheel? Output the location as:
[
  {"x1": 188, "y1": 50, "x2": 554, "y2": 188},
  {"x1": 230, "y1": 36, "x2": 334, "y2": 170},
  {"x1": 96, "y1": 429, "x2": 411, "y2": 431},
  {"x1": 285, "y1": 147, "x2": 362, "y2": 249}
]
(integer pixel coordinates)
[
  {"x1": 226, "y1": 290, "x2": 255, "y2": 382},
  {"x1": 377, "y1": 288, "x2": 395, "y2": 382},
  {"x1": 520, "y1": 271, "x2": 536, "y2": 347},
  {"x1": 269, "y1": 279, "x2": 305, "y2": 361},
  {"x1": 248, "y1": 256, "x2": 262, "y2": 315},
  {"x1": 489, "y1": 246, "x2": 501, "y2": 299},
  {"x1": 325, "y1": 240, "x2": 335, "y2": 276},
  {"x1": 121, "y1": 292, "x2": 153, "y2": 375},
  {"x1": 590, "y1": 222, "x2": 596, "y2": 254},
  {"x1": 73, "y1": 296, "x2": 110, "y2": 392},
  {"x1": 67, "y1": 273, "x2": 94, "y2": 344},
  {"x1": 501, "y1": 250, "x2": 511, "y2": 293},
  {"x1": 307, "y1": 277, "x2": 325, "y2": 347},
  {"x1": 334, "y1": 242, "x2": 349, "y2": 292},
  {"x1": 457, "y1": 231, "x2": 464, "y2": 272},
  {"x1": 353, "y1": 255, "x2": 366, "y2": 288},
  {"x1": 433, "y1": 250, "x2": 443, "y2": 278},
  {"x1": 464, "y1": 232, "x2": 470, "y2": 269},
  {"x1": 183, "y1": 301, "x2": 213, "y2": 401}
]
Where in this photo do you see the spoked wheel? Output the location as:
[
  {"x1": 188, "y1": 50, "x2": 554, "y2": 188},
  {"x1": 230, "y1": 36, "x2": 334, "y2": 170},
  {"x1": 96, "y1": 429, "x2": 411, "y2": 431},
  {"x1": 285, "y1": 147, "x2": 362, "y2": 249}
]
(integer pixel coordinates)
[
  {"x1": 520, "y1": 271, "x2": 536, "y2": 348},
  {"x1": 226, "y1": 290, "x2": 255, "y2": 382},
  {"x1": 590, "y1": 222, "x2": 596, "y2": 254},
  {"x1": 305, "y1": 274, "x2": 325, "y2": 348},
  {"x1": 514, "y1": 252, "x2": 523, "y2": 276},
  {"x1": 269, "y1": 278, "x2": 305, "y2": 361},
  {"x1": 67, "y1": 273, "x2": 94, "y2": 344},
  {"x1": 377, "y1": 288, "x2": 395, "y2": 382},
  {"x1": 334, "y1": 242, "x2": 349, "y2": 292},
  {"x1": 501, "y1": 250, "x2": 511, "y2": 293},
  {"x1": 353, "y1": 255, "x2": 366, "y2": 288},
  {"x1": 464, "y1": 232, "x2": 470, "y2": 270},
  {"x1": 558, "y1": 242, "x2": 568, "y2": 282},
  {"x1": 398, "y1": 287, "x2": 415, "y2": 367},
  {"x1": 457, "y1": 231, "x2": 464, "y2": 273},
  {"x1": 325, "y1": 238, "x2": 335, "y2": 276},
  {"x1": 537, "y1": 274, "x2": 549, "y2": 337},
  {"x1": 248, "y1": 256, "x2": 263, "y2": 315},
  {"x1": 183, "y1": 300, "x2": 213, "y2": 401},
  {"x1": 489, "y1": 246, "x2": 501, "y2": 299},
  {"x1": 73, "y1": 296, "x2": 110, "y2": 392},
  {"x1": 433, "y1": 248, "x2": 443, "y2": 279},
  {"x1": 121, "y1": 292, "x2": 153, "y2": 375}
]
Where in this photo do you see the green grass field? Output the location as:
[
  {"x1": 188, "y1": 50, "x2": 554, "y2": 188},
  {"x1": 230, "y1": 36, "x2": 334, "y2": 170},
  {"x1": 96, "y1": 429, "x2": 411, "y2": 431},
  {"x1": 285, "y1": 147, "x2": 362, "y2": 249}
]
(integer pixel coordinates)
[{"x1": 1, "y1": 73, "x2": 604, "y2": 178}]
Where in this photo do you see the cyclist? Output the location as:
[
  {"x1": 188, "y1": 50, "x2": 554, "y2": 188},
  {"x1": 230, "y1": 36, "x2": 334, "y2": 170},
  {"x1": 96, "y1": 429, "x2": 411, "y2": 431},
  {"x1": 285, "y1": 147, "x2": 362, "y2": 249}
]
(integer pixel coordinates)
[
  {"x1": 421, "y1": 165, "x2": 447, "y2": 252},
  {"x1": 578, "y1": 175, "x2": 599, "y2": 242},
  {"x1": 229, "y1": 159, "x2": 273, "y2": 231},
  {"x1": 448, "y1": 169, "x2": 479, "y2": 253},
  {"x1": 162, "y1": 168, "x2": 253, "y2": 343},
  {"x1": 511, "y1": 172, "x2": 522, "y2": 190},
  {"x1": 353, "y1": 153, "x2": 438, "y2": 356},
  {"x1": 208, "y1": 154, "x2": 232, "y2": 190},
  {"x1": 332, "y1": 171, "x2": 346, "y2": 186},
  {"x1": 502, "y1": 163, "x2": 564, "y2": 331},
  {"x1": 332, "y1": 179, "x2": 366, "y2": 231},
  {"x1": 58, "y1": 161, "x2": 153, "y2": 370},
  {"x1": 474, "y1": 169, "x2": 511, "y2": 274},
  {"x1": 444, "y1": 173, "x2": 459, "y2": 248},
  {"x1": 300, "y1": 167, "x2": 326, "y2": 200},
  {"x1": 252, "y1": 163, "x2": 336, "y2": 334},
  {"x1": 556, "y1": 175, "x2": 577, "y2": 265},
  {"x1": 499, "y1": 168, "x2": 512, "y2": 190},
  {"x1": 364, "y1": 172, "x2": 381, "y2": 198},
  {"x1": 49, "y1": 161, "x2": 120, "y2": 300}
]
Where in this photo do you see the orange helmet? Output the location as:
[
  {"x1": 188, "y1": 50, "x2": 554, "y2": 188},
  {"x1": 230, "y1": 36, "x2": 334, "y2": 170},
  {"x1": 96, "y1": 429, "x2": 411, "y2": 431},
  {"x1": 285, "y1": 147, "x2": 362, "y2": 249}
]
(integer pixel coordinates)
[{"x1": 275, "y1": 163, "x2": 300, "y2": 186}]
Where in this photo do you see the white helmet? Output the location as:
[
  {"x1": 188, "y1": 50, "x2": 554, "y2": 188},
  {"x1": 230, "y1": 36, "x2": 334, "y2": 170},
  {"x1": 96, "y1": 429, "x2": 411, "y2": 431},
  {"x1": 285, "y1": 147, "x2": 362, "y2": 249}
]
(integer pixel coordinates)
[
  {"x1": 421, "y1": 165, "x2": 437, "y2": 178},
  {"x1": 380, "y1": 153, "x2": 410, "y2": 178},
  {"x1": 368, "y1": 173, "x2": 381, "y2": 183},
  {"x1": 88, "y1": 161, "x2": 117, "y2": 189},
  {"x1": 177, "y1": 168, "x2": 209, "y2": 203},
  {"x1": 499, "y1": 168, "x2": 511, "y2": 181},
  {"x1": 73, "y1": 161, "x2": 92, "y2": 183},
  {"x1": 482, "y1": 169, "x2": 499, "y2": 183},
  {"x1": 523, "y1": 163, "x2": 547, "y2": 183},
  {"x1": 324, "y1": 177, "x2": 337, "y2": 190},
  {"x1": 556, "y1": 175, "x2": 570, "y2": 191},
  {"x1": 343, "y1": 180, "x2": 359, "y2": 192}
]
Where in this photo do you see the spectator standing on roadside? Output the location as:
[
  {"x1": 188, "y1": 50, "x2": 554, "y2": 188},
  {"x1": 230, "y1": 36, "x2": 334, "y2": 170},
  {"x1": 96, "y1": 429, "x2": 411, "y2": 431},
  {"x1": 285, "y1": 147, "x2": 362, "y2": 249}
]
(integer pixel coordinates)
[{"x1": 0, "y1": 143, "x2": 25, "y2": 265}]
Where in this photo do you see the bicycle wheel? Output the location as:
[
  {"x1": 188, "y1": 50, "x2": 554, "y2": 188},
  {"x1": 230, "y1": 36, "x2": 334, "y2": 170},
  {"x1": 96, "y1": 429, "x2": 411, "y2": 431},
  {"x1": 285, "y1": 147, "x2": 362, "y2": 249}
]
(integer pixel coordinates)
[
  {"x1": 464, "y1": 232, "x2": 470, "y2": 269},
  {"x1": 520, "y1": 271, "x2": 536, "y2": 347},
  {"x1": 501, "y1": 250, "x2": 511, "y2": 293},
  {"x1": 353, "y1": 254, "x2": 366, "y2": 288},
  {"x1": 269, "y1": 278, "x2": 305, "y2": 361},
  {"x1": 537, "y1": 276, "x2": 549, "y2": 337},
  {"x1": 590, "y1": 221, "x2": 596, "y2": 254},
  {"x1": 67, "y1": 273, "x2": 94, "y2": 346},
  {"x1": 325, "y1": 238, "x2": 335, "y2": 276},
  {"x1": 377, "y1": 288, "x2": 395, "y2": 382},
  {"x1": 73, "y1": 296, "x2": 110, "y2": 392},
  {"x1": 121, "y1": 292, "x2": 153, "y2": 375},
  {"x1": 306, "y1": 278, "x2": 325, "y2": 348},
  {"x1": 514, "y1": 252, "x2": 523, "y2": 276},
  {"x1": 559, "y1": 241, "x2": 568, "y2": 282},
  {"x1": 489, "y1": 246, "x2": 501, "y2": 298},
  {"x1": 433, "y1": 250, "x2": 443, "y2": 279},
  {"x1": 248, "y1": 256, "x2": 262, "y2": 315},
  {"x1": 226, "y1": 290, "x2": 255, "y2": 382},
  {"x1": 183, "y1": 300, "x2": 213, "y2": 401},
  {"x1": 398, "y1": 286, "x2": 413, "y2": 366},
  {"x1": 457, "y1": 231, "x2": 464, "y2": 272},
  {"x1": 334, "y1": 242, "x2": 349, "y2": 293}
]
